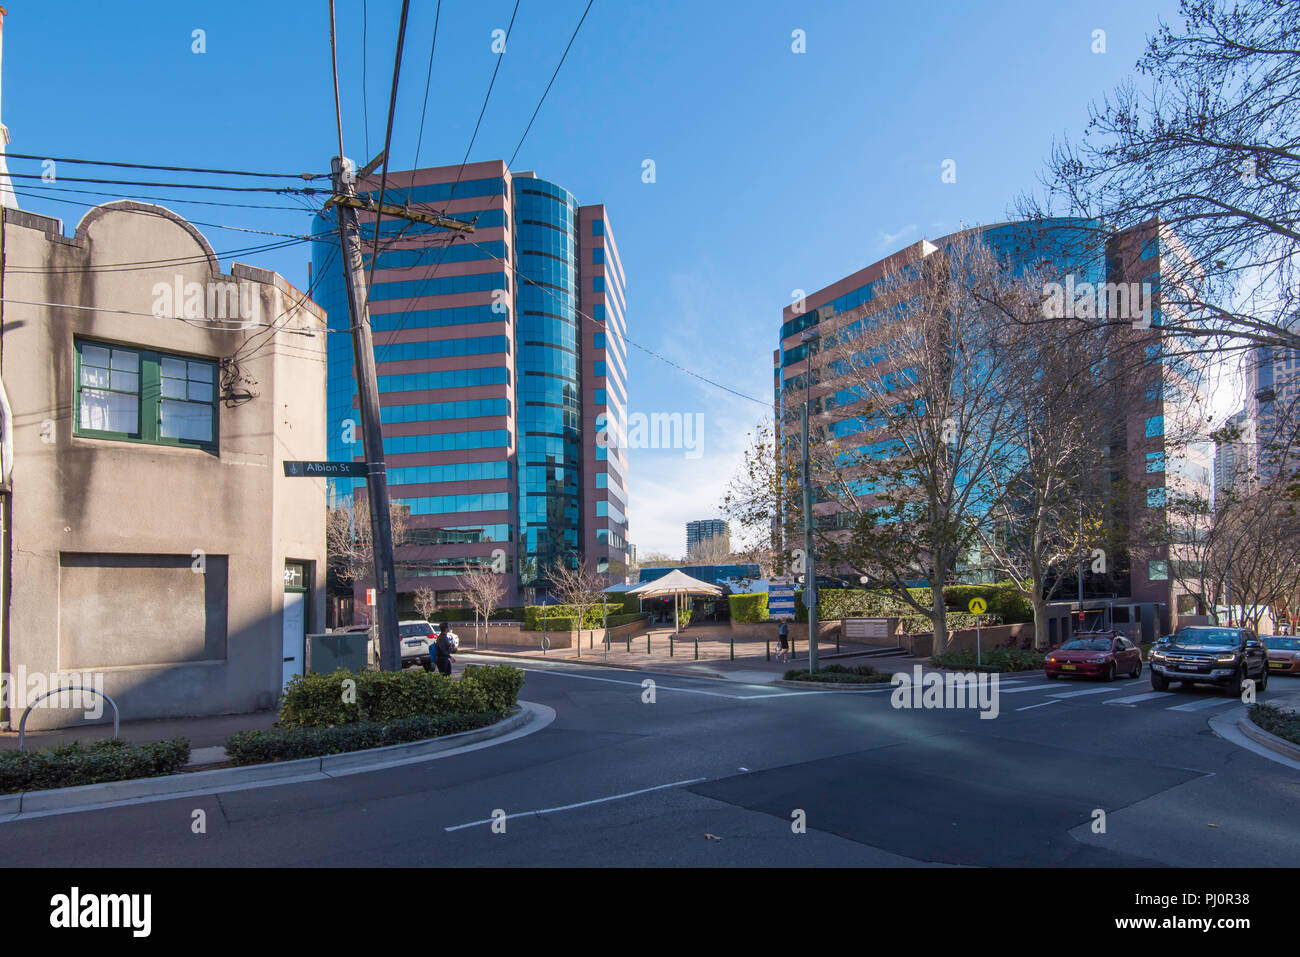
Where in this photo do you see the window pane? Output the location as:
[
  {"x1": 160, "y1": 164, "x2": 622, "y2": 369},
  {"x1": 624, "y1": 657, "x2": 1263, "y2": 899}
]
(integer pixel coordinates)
[
  {"x1": 187, "y1": 361, "x2": 213, "y2": 382},
  {"x1": 80, "y1": 390, "x2": 138, "y2": 433},
  {"x1": 110, "y1": 350, "x2": 139, "y2": 372},
  {"x1": 110, "y1": 371, "x2": 138, "y2": 393},
  {"x1": 188, "y1": 381, "x2": 213, "y2": 403},
  {"x1": 80, "y1": 366, "x2": 109, "y2": 388},
  {"x1": 161, "y1": 356, "x2": 188, "y2": 379},
  {"x1": 160, "y1": 400, "x2": 213, "y2": 442},
  {"x1": 161, "y1": 376, "x2": 187, "y2": 398},
  {"x1": 82, "y1": 344, "x2": 111, "y2": 369}
]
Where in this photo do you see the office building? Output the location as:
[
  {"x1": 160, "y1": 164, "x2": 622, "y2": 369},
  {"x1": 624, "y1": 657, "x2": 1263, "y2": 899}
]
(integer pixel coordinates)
[
  {"x1": 1214, "y1": 405, "x2": 1250, "y2": 500},
  {"x1": 311, "y1": 160, "x2": 630, "y2": 610},
  {"x1": 686, "y1": 519, "x2": 729, "y2": 558},
  {"x1": 776, "y1": 218, "x2": 1210, "y2": 628}
]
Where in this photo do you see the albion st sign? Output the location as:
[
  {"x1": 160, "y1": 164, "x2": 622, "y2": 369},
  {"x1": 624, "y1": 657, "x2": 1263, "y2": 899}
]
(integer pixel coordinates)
[{"x1": 283, "y1": 461, "x2": 369, "y2": 477}]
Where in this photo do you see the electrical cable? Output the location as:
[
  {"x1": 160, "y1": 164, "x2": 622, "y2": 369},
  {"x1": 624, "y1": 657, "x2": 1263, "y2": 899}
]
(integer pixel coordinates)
[
  {"x1": 365, "y1": 0, "x2": 414, "y2": 303},
  {"x1": 3, "y1": 151, "x2": 323, "y2": 180},
  {"x1": 507, "y1": 0, "x2": 595, "y2": 169}
]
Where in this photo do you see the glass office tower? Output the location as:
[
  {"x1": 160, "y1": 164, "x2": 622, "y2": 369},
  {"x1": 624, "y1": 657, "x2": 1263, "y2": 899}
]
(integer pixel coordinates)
[{"x1": 311, "y1": 161, "x2": 629, "y2": 610}]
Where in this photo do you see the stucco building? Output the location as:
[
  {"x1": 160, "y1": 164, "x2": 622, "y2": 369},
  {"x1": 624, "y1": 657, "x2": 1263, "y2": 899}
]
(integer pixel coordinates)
[{"x1": 0, "y1": 200, "x2": 328, "y2": 729}]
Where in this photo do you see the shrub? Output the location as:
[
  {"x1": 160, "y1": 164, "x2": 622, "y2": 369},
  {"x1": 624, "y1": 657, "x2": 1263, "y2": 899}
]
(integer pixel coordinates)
[
  {"x1": 782, "y1": 664, "x2": 894, "y2": 684},
  {"x1": 930, "y1": 647, "x2": 1045, "y2": 672},
  {"x1": 422, "y1": 607, "x2": 525, "y2": 623},
  {"x1": 1249, "y1": 704, "x2": 1300, "y2": 747},
  {"x1": 0, "y1": 737, "x2": 191, "y2": 795},
  {"x1": 523, "y1": 604, "x2": 607, "y2": 631},
  {"x1": 225, "y1": 712, "x2": 503, "y2": 766},
  {"x1": 459, "y1": 664, "x2": 525, "y2": 712},
  {"x1": 729, "y1": 593, "x2": 768, "y2": 622},
  {"x1": 278, "y1": 665, "x2": 525, "y2": 727},
  {"x1": 606, "y1": 612, "x2": 649, "y2": 628}
]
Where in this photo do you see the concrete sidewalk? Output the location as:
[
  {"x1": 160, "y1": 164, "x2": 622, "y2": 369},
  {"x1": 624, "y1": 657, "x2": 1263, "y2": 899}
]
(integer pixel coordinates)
[{"x1": 458, "y1": 626, "x2": 928, "y2": 682}]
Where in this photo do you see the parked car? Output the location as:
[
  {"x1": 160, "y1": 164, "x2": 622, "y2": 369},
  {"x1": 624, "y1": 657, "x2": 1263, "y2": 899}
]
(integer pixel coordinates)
[
  {"x1": 1149, "y1": 625, "x2": 1269, "y2": 695},
  {"x1": 1263, "y1": 635, "x2": 1300, "y2": 675},
  {"x1": 1045, "y1": 632, "x2": 1143, "y2": 681},
  {"x1": 398, "y1": 620, "x2": 438, "y2": 669}
]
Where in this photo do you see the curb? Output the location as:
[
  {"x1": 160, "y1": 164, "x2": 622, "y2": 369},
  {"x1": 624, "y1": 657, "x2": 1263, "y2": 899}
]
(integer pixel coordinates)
[
  {"x1": 0, "y1": 704, "x2": 539, "y2": 819},
  {"x1": 1237, "y1": 716, "x2": 1300, "y2": 762},
  {"x1": 771, "y1": 679, "x2": 894, "y2": 691}
]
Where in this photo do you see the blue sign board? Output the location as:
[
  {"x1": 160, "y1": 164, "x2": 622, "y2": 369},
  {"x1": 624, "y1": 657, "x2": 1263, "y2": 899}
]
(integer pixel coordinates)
[{"x1": 769, "y1": 583, "x2": 796, "y2": 620}]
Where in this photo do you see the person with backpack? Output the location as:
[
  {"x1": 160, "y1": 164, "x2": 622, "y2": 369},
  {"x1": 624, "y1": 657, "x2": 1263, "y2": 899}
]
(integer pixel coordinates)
[
  {"x1": 434, "y1": 623, "x2": 455, "y2": 676},
  {"x1": 776, "y1": 620, "x2": 791, "y2": 663}
]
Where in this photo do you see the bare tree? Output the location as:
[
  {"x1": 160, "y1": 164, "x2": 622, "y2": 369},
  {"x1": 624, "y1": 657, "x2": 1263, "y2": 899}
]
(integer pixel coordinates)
[
  {"x1": 546, "y1": 558, "x2": 606, "y2": 655},
  {"x1": 721, "y1": 418, "x2": 804, "y2": 578},
  {"x1": 688, "y1": 533, "x2": 733, "y2": 566},
  {"x1": 1019, "y1": 0, "x2": 1300, "y2": 360},
  {"x1": 638, "y1": 551, "x2": 684, "y2": 568},
  {"x1": 457, "y1": 567, "x2": 507, "y2": 649},
  {"x1": 325, "y1": 499, "x2": 411, "y2": 589},
  {"x1": 413, "y1": 587, "x2": 438, "y2": 622},
  {"x1": 815, "y1": 234, "x2": 1024, "y2": 653},
  {"x1": 969, "y1": 268, "x2": 1137, "y2": 648}
]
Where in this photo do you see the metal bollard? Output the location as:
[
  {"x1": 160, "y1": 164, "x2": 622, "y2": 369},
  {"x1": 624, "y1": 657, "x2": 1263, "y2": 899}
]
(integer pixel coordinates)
[
  {"x1": 730, "y1": 635, "x2": 735, "y2": 661},
  {"x1": 694, "y1": 635, "x2": 699, "y2": 660},
  {"x1": 670, "y1": 632, "x2": 674, "y2": 657},
  {"x1": 647, "y1": 632, "x2": 651, "y2": 654},
  {"x1": 766, "y1": 636, "x2": 770, "y2": 661}
]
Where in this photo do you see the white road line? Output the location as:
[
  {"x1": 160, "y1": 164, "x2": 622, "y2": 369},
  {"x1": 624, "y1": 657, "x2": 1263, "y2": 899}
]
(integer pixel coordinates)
[
  {"x1": 1104, "y1": 691, "x2": 1176, "y2": 706},
  {"x1": 1166, "y1": 697, "x2": 1237, "y2": 712},
  {"x1": 999, "y1": 683, "x2": 1067, "y2": 694},
  {"x1": 1016, "y1": 700, "x2": 1062, "y2": 712},
  {"x1": 444, "y1": 777, "x2": 709, "y2": 832},
  {"x1": 1047, "y1": 685, "x2": 1134, "y2": 699},
  {"x1": 517, "y1": 668, "x2": 761, "y2": 699}
]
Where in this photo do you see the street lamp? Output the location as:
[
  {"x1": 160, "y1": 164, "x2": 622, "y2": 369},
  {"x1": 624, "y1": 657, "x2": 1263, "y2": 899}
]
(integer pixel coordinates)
[{"x1": 800, "y1": 328, "x2": 821, "y2": 672}]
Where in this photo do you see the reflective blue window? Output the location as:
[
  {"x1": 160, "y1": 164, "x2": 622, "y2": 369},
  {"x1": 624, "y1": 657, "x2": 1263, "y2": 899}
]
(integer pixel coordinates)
[
  {"x1": 592, "y1": 220, "x2": 604, "y2": 236},
  {"x1": 376, "y1": 336, "x2": 510, "y2": 364},
  {"x1": 383, "y1": 430, "x2": 509, "y2": 455},
  {"x1": 592, "y1": 248, "x2": 604, "y2": 264},
  {"x1": 1145, "y1": 415, "x2": 1165, "y2": 438},
  {"x1": 380, "y1": 398, "x2": 509, "y2": 424},
  {"x1": 1146, "y1": 451, "x2": 1166, "y2": 473}
]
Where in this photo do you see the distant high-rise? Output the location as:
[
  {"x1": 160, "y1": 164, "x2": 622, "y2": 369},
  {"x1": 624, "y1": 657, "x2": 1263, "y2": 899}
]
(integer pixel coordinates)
[
  {"x1": 311, "y1": 160, "x2": 630, "y2": 608},
  {"x1": 686, "y1": 519, "x2": 729, "y2": 559},
  {"x1": 1214, "y1": 406, "x2": 1250, "y2": 500},
  {"x1": 1247, "y1": 345, "x2": 1300, "y2": 485}
]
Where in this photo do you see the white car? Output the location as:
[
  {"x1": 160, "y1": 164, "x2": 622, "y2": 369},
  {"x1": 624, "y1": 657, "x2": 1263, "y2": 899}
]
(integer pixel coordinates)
[{"x1": 397, "y1": 620, "x2": 460, "y2": 670}]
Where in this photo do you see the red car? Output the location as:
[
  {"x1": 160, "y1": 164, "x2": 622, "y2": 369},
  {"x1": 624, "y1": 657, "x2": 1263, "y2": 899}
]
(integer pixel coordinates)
[
  {"x1": 1045, "y1": 632, "x2": 1143, "y2": 681},
  {"x1": 1264, "y1": 635, "x2": 1300, "y2": 675}
]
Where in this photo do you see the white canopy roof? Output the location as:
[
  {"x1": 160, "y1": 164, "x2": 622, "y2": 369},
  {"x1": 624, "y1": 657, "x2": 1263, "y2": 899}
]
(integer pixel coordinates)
[{"x1": 627, "y1": 569, "x2": 724, "y2": 598}]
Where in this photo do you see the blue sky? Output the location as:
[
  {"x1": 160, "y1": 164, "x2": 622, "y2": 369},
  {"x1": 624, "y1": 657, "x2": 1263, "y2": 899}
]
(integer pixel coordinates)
[{"x1": 5, "y1": 0, "x2": 1205, "y2": 555}]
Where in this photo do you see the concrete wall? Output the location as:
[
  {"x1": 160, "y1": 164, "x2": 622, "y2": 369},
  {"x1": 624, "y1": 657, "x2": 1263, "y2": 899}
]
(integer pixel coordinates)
[
  {"x1": 728, "y1": 619, "x2": 842, "y2": 642},
  {"x1": 1, "y1": 202, "x2": 327, "y2": 728}
]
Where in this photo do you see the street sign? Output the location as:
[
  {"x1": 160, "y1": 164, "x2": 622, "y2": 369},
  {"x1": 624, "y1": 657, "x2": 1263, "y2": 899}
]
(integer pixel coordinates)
[
  {"x1": 968, "y1": 597, "x2": 988, "y2": 615},
  {"x1": 283, "y1": 460, "x2": 369, "y2": 477},
  {"x1": 769, "y1": 583, "x2": 796, "y2": 621},
  {"x1": 366, "y1": 588, "x2": 376, "y2": 607}
]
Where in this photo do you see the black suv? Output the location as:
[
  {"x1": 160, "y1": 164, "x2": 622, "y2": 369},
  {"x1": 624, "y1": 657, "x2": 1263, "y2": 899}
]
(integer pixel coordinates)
[{"x1": 1150, "y1": 625, "x2": 1269, "y2": 696}]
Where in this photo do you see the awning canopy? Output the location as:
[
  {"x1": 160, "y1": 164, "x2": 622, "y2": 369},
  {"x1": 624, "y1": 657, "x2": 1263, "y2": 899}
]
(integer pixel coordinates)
[{"x1": 627, "y1": 569, "x2": 723, "y2": 598}]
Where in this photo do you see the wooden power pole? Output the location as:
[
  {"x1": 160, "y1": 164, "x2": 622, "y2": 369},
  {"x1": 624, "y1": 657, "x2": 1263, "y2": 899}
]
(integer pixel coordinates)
[{"x1": 327, "y1": 153, "x2": 473, "y2": 670}]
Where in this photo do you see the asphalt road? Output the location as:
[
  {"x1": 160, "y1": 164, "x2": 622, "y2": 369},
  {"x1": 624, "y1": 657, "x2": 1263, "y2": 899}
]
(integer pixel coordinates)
[{"x1": 5, "y1": 658, "x2": 1299, "y2": 867}]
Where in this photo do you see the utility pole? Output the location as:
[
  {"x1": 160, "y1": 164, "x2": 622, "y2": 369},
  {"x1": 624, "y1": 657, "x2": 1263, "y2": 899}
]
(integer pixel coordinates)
[
  {"x1": 801, "y1": 329, "x2": 820, "y2": 672},
  {"x1": 327, "y1": 153, "x2": 473, "y2": 670}
]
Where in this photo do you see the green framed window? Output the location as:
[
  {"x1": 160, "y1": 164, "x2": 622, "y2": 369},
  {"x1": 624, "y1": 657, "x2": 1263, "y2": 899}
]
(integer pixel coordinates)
[{"x1": 75, "y1": 340, "x2": 218, "y2": 450}]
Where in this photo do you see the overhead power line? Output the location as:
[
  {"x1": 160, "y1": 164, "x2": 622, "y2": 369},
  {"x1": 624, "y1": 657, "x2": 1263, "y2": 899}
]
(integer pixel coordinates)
[
  {"x1": 365, "y1": 0, "x2": 414, "y2": 301},
  {"x1": 3, "y1": 170, "x2": 321, "y2": 194},
  {"x1": 507, "y1": 0, "x2": 596, "y2": 168},
  {"x1": 3, "y1": 151, "x2": 324, "y2": 180}
]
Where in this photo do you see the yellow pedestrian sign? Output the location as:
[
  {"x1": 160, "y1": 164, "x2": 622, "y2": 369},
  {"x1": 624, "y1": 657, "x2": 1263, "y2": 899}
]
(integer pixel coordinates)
[{"x1": 968, "y1": 597, "x2": 987, "y2": 615}]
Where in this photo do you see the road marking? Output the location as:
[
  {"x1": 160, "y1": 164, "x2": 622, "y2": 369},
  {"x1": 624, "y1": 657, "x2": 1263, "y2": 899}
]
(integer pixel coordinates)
[
  {"x1": 999, "y1": 683, "x2": 1067, "y2": 694},
  {"x1": 1047, "y1": 685, "x2": 1134, "y2": 699},
  {"x1": 1104, "y1": 691, "x2": 1176, "y2": 706},
  {"x1": 1166, "y1": 697, "x2": 1237, "y2": 712},
  {"x1": 517, "y1": 668, "x2": 799, "y2": 699},
  {"x1": 444, "y1": 777, "x2": 709, "y2": 832},
  {"x1": 1016, "y1": 700, "x2": 1062, "y2": 712}
]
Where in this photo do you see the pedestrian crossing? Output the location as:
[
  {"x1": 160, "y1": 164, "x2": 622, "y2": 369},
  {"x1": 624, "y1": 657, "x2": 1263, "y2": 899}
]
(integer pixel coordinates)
[{"x1": 995, "y1": 675, "x2": 1269, "y2": 715}]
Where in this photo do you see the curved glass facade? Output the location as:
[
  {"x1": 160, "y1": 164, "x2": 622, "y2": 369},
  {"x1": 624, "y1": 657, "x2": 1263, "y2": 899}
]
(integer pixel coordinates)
[{"x1": 513, "y1": 178, "x2": 582, "y2": 587}]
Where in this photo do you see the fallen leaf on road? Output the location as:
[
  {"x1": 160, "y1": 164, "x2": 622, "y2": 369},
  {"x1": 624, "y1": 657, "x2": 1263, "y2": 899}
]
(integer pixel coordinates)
[
  {"x1": 1207, "y1": 823, "x2": 1219, "y2": 828},
  {"x1": 705, "y1": 833, "x2": 722, "y2": 841}
]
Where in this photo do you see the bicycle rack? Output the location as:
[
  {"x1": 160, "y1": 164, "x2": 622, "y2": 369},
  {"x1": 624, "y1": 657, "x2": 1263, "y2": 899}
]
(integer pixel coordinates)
[{"x1": 18, "y1": 687, "x2": 119, "y2": 750}]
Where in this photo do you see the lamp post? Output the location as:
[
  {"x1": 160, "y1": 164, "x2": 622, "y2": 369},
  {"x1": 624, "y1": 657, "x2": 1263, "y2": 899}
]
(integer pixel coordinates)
[{"x1": 801, "y1": 328, "x2": 821, "y2": 673}]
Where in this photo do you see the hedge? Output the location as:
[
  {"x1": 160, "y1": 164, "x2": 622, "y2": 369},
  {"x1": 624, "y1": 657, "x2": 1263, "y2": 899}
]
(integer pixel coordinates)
[
  {"x1": 942, "y1": 585, "x2": 1033, "y2": 624},
  {"x1": 277, "y1": 664, "x2": 524, "y2": 728},
  {"x1": 226, "y1": 712, "x2": 504, "y2": 765},
  {"x1": 414, "y1": 607, "x2": 526, "y2": 623},
  {"x1": 0, "y1": 737, "x2": 191, "y2": 795},
  {"x1": 930, "y1": 648, "x2": 1045, "y2": 672},
  {"x1": 523, "y1": 604, "x2": 615, "y2": 631},
  {"x1": 729, "y1": 593, "x2": 768, "y2": 622}
]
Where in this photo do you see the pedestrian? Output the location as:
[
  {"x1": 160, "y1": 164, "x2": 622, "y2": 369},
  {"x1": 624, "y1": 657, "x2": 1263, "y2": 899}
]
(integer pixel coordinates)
[
  {"x1": 777, "y1": 620, "x2": 790, "y2": 664},
  {"x1": 434, "y1": 622, "x2": 454, "y2": 676}
]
